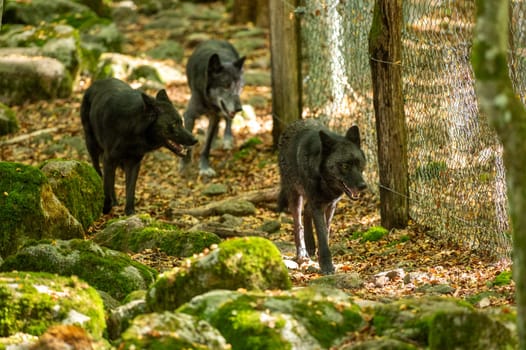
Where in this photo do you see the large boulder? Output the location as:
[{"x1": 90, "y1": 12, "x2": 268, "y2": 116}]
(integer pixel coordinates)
[
  {"x1": 0, "y1": 239, "x2": 158, "y2": 302},
  {"x1": 118, "y1": 312, "x2": 229, "y2": 350},
  {"x1": 3, "y1": 0, "x2": 96, "y2": 26},
  {"x1": 93, "y1": 214, "x2": 221, "y2": 256},
  {"x1": 40, "y1": 159, "x2": 103, "y2": 230},
  {"x1": 95, "y1": 52, "x2": 185, "y2": 84},
  {"x1": 0, "y1": 102, "x2": 18, "y2": 136},
  {"x1": 371, "y1": 297, "x2": 517, "y2": 349},
  {"x1": 0, "y1": 54, "x2": 73, "y2": 105},
  {"x1": 0, "y1": 271, "x2": 106, "y2": 340},
  {"x1": 147, "y1": 237, "x2": 292, "y2": 311},
  {"x1": 178, "y1": 287, "x2": 365, "y2": 349},
  {"x1": 0, "y1": 24, "x2": 82, "y2": 76},
  {"x1": 0, "y1": 162, "x2": 84, "y2": 258}
]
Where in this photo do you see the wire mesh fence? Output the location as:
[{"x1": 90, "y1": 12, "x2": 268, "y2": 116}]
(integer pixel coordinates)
[{"x1": 298, "y1": 0, "x2": 518, "y2": 258}]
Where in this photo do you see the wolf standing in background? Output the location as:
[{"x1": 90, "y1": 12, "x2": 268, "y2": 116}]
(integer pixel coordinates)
[
  {"x1": 180, "y1": 40, "x2": 245, "y2": 177},
  {"x1": 81, "y1": 78, "x2": 197, "y2": 215},
  {"x1": 278, "y1": 119, "x2": 367, "y2": 274}
]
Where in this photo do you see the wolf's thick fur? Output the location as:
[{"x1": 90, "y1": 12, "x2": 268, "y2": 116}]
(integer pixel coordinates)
[
  {"x1": 278, "y1": 119, "x2": 366, "y2": 274},
  {"x1": 181, "y1": 40, "x2": 245, "y2": 177},
  {"x1": 81, "y1": 78, "x2": 197, "y2": 215}
]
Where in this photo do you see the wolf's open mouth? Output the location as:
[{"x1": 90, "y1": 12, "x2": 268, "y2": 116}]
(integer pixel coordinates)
[
  {"x1": 342, "y1": 182, "x2": 361, "y2": 201},
  {"x1": 166, "y1": 140, "x2": 187, "y2": 157}
]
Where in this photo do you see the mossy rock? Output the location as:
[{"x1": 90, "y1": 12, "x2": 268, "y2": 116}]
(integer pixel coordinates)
[
  {"x1": 0, "y1": 23, "x2": 82, "y2": 78},
  {"x1": 0, "y1": 162, "x2": 84, "y2": 258},
  {"x1": 40, "y1": 159, "x2": 103, "y2": 230},
  {"x1": 0, "y1": 271, "x2": 105, "y2": 339},
  {"x1": 93, "y1": 214, "x2": 221, "y2": 256},
  {"x1": 3, "y1": 0, "x2": 97, "y2": 27},
  {"x1": 118, "y1": 311, "x2": 228, "y2": 349},
  {"x1": 428, "y1": 310, "x2": 517, "y2": 350},
  {"x1": 370, "y1": 296, "x2": 518, "y2": 348},
  {"x1": 179, "y1": 286, "x2": 364, "y2": 349},
  {"x1": 349, "y1": 338, "x2": 418, "y2": 350},
  {"x1": 0, "y1": 239, "x2": 157, "y2": 302},
  {"x1": 0, "y1": 103, "x2": 18, "y2": 136},
  {"x1": 147, "y1": 237, "x2": 292, "y2": 311}
]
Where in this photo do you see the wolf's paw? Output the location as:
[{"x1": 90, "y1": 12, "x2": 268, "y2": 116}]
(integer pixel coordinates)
[{"x1": 199, "y1": 167, "x2": 217, "y2": 177}]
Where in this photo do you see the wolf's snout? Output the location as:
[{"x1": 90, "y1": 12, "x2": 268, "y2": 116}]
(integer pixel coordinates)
[{"x1": 357, "y1": 181, "x2": 367, "y2": 191}]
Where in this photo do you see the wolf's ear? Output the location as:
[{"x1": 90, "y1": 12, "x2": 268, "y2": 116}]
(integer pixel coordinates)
[
  {"x1": 136, "y1": 93, "x2": 159, "y2": 133},
  {"x1": 208, "y1": 54, "x2": 223, "y2": 74},
  {"x1": 156, "y1": 89, "x2": 171, "y2": 103},
  {"x1": 319, "y1": 130, "x2": 337, "y2": 155},
  {"x1": 141, "y1": 92, "x2": 157, "y2": 112},
  {"x1": 346, "y1": 125, "x2": 361, "y2": 147},
  {"x1": 234, "y1": 56, "x2": 246, "y2": 70}
]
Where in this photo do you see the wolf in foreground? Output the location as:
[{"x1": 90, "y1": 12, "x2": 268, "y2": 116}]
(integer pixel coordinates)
[
  {"x1": 180, "y1": 39, "x2": 246, "y2": 177},
  {"x1": 81, "y1": 78, "x2": 197, "y2": 215},
  {"x1": 278, "y1": 119, "x2": 367, "y2": 274}
]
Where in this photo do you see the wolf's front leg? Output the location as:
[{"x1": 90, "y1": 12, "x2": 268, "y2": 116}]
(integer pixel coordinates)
[
  {"x1": 123, "y1": 157, "x2": 143, "y2": 215},
  {"x1": 310, "y1": 204, "x2": 334, "y2": 274},
  {"x1": 223, "y1": 116, "x2": 234, "y2": 150},
  {"x1": 199, "y1": 114, "x2": 220, "y2": 177},
  {"x1": 303, "y1": 206, "x2": 316, "y2": 256},
  {"x1": 180, "y1": 107, "x2": 197, "y2": 173}
]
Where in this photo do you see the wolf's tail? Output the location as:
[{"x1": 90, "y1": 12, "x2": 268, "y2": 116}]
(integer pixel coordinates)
[
  {"x1": 277, "y1": 187, "x2": 288, "y2": 213},
  {"x1": 80, "y1": 88, "x2": 92, "y2": 130}
]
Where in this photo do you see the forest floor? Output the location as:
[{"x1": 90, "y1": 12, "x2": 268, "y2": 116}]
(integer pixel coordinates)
[{"x1": 0, "y1": 1, "x2": 514, "y2": 309}]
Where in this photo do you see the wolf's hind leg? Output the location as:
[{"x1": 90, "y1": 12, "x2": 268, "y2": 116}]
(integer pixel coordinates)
[
  {"x1": 303, "y1": 206, "x2": 316, "y2": 256},
  {"x1": 290, "y1": 194, "x2": 309, "y2": 263}
]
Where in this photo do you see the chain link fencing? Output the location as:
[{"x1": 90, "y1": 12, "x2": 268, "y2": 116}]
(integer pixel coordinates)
[{"x1": 298, "y1": 0, "x2": 521, "y2": 258}]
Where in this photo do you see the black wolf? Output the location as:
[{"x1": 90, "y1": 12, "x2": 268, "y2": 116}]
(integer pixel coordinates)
[
  {"x1": 278, "y1": 119, "x2": 367, "y2": 274},
  {"x1": 180, "y1": 39, "x2": 245, "y2": 177},
  {"x1": 81, "y1": 78, "x2": 197, "y2": 215}
]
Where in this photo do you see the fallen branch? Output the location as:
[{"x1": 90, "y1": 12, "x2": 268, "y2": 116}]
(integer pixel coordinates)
[
  {"x1": 0, "y1": 127, "x2": 58, "y2": 146},
  {"x1": 188, "y1": 222, "x2": 267, "y2": 239},
  {"x1": 173, "y1": 187, "x2": 279, "y2": 217}
]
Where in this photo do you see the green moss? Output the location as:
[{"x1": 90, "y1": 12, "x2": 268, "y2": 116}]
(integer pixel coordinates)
[
  {"x1": 147, "y1": 237, "x2": 291, "y2": 311},
  {"x1": 213, "y1": 302, "x2": 290, "y2": 350},
  {"x1": 0, "y1": 271, "x2": 105, "y2": 339},
  {"x1": 361, "y1": 226, "x2": 389, "y2": 242},
  {"x1": 40, "y1": 160, "x2": 103, "y2": 230},
  {"x1": 492, "y1": 270, "x2": 512, "y2": 286},
  {"x1": 0, "y1": 240, "x2": 157, "y2": 302},
  {"x1": 98, "y1": 215, "x2": 221, "y2": 256},
  {"x1": 0, "y1": 162, "x2": 48, "y2": 255}
]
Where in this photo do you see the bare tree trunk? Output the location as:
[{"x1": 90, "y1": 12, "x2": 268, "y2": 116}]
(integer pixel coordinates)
[
  {"x1": 368, "y1": 0, "x2": 408, "y2": 229},
  {"x1": 231, "y1": 0, "x2": 269, "y2": 28},
  {"x1": 473, "y1": 1, "x2": 526, "y2": 348},
  {"x1": 269, "y1": 0, "x2": 302, "y2": 148}
]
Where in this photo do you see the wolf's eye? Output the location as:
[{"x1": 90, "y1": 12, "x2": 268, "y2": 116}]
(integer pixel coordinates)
[{"x1": 340, "y1": 163, "x2": 350, "y2": 171}]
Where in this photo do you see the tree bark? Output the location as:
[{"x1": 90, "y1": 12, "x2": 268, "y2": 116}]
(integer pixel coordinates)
[
  {"x1": 231, "y1": 0, "x2": 269, "y2": 28},
  {"x1": 368, "y1": 0, "x2": 409, "y2": 229},
  {"x1": 472, "y1": 1, "x2": 526, "y2": 348},
  {"x1": 269, "y1": 0, "x2": 302, "y2": 148}
]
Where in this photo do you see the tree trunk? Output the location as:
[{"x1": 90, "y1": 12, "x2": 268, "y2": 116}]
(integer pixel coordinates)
[
  {"x1": 368, "y1": 0, "x2": 408, "y2": 229},
  {"x1": 269, "y1": 0, "x2": 302, "y2": 148},
  {"x1": 231, "y1": 0, "x2": 269, "y2": 28},
  {"x1": 472, "y1": 1, "x2": 526, "y2": 348}
]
